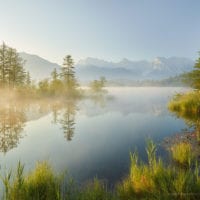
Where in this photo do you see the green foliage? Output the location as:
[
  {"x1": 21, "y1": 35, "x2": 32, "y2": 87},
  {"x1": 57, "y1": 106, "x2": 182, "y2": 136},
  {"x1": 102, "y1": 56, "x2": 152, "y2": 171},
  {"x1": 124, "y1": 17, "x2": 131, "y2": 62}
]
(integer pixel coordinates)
[
  {"x1": 182, "y1": 52, "x2": 200, "y2": 89},
  {"x1": 118, "y1": 140, "x2": 200, "y2": 200},
  {"x1": 1, "y1": 140, "x2": 200, "y2": 199},
  {"x1": 49, "y1": 79, "x2": 64, "y2": 96},
  {"x1": 38, "y1": 79, "x2": 50, "y2": 96},
  {"x1": 51, "y1": 68, "x2": 58, "y2": 82},
  {"x1": 35, "y1": 56, "x2": 80, "y2": 98},
  {"x1": 60, "y1": 55, "x2": 78, "y2": 93},
  {"x1": 25, "y1": 162, "x2": 61, "y2": 200},
  {"x1": 0, "y1": 42, "x2": 27, "y2": 88},
  {"x1": 1, "y1": 162, "x2": 114, "y2": 200},
  {"x1": 168, "y1": 91, "x2": 200, "y2": 115},
  {"x1": 2, "y1": 161, "x2": 62, "y2": 200},
  {"x1": 25, "y1": 72, "x2": 31, "y2": 87},
  {"x1": 0, "y1": 47, "x2": 81, "y2": 98},
  {"x1": 146, "y1": 139, "x2": 157, "y2": 168},
  {"x1": 78, "y1": 179, "x2": 114, "y2": 200},
  {"x1": 171, "y1": 142, "x2": 193, "y2": 167},
  {"x1": 89, "y1": 77, "x2": 107, "y2": 92}
]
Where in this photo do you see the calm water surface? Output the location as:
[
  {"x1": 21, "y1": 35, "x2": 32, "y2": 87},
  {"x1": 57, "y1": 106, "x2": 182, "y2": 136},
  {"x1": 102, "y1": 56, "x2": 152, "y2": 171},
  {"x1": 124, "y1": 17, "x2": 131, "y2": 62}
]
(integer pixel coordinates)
[{"x1": 0, "y1": 87, "x2": 189, "y2": 184}]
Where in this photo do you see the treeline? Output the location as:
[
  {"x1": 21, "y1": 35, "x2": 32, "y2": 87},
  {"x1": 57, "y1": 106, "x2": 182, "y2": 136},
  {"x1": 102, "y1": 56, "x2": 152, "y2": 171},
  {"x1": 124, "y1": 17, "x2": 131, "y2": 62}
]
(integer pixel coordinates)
[
  {"x1": 0, "y1": 42, "x2": 30, "y2": 88},
  {"x1": 37, "y1": 55, "x2": 79, "y2": 97},
  {"x1": 169, "y1": 52, "x2": 200, "y2": 116},
  {"x1": 0, "y1": 42, "x2": 107, "y2": 98},
  {"x1": 0, "y1": 42, "x2": 81, "y2": 98}
]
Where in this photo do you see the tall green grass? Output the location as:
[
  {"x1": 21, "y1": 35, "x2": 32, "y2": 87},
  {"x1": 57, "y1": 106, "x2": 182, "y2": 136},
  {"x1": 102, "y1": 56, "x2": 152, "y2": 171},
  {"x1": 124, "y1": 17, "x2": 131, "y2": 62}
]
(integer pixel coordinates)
[
  {"x1": 0, "y1": 162, "x2": 113, "y2": 200},
  {"x1": 171, "y1": 142, "x2": 194, "y2": 167},
  {"x1": 1, "y1": 161, "x2": 62, "y2": 200},
  {"x1": 1, "y1": 140, "x2": 200, "y2": 200},
  {"x1": 118, "y1": 140, "x2": 200, "y2": 200},
  {"x1": 168, "y1": 91, "x2": 200, "y2": 115}
]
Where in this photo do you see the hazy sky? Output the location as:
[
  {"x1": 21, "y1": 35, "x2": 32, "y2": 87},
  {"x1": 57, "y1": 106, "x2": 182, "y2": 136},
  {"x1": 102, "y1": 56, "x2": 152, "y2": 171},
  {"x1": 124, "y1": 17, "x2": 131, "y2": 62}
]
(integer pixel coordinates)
[{"x1": 0, "y1": 0, "x2": 200, "y2": 64}]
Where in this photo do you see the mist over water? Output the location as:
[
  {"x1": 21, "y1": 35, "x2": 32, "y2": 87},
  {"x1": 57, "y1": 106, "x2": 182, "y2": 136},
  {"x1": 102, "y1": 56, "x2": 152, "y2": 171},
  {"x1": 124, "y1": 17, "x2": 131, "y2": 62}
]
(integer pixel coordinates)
[{"x1": 0, "y1": 87, "x2": 189, "y2": 184}]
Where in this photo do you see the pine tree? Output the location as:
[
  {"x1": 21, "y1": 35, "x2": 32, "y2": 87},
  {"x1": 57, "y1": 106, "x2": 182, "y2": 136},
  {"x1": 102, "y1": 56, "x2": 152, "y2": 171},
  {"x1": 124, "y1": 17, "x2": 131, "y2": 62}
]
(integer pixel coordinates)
[
  {"x1": 60, "y1": 55, "x2": 77, "y2": 92},
  {"x1": 6, "y1": 47, "x2": 15, "y2": 87},
  {"x1": 0, "y1": 42, "x2": 8, "y2": 87},
  {"x1": 0, "y1": 42, "x2": 26, "y2": 88},
  {"x1": 51, "y1": 68, "x2": 58, "y2": 81},
  {"x1": 26, "y1": 71, "x2": 31, "y2": 86},
  {"x1": 12, "y1": 53, "x2": 26, "y2": 87}
]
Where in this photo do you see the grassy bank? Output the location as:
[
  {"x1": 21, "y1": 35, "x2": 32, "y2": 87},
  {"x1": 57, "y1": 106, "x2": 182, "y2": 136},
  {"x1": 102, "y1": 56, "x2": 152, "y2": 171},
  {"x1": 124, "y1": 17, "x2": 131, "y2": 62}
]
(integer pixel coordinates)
[
  {"x1": 1, "y1": 161, "x2": 114, "y2": 200},
  {"x1": 168, "y1": 90, "x2": 200, "y2": 115},
  {"x1": 1, "y1": 140, "x2": 200, "y2": 200}
]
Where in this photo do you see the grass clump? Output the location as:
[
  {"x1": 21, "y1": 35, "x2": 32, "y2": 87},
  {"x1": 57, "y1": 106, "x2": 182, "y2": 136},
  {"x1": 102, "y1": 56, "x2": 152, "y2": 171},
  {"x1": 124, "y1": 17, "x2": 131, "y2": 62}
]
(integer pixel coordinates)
[
  {"x1": 2, "y1": 161, "x2": 62, "y2": 200},
  {"x1": 25, "y1": 162, "x2": 62, "y2": 200},
  {"x1": 118, "y1": 139, "x2": 200, "y2": 200},
  {"x1": 171, "y1": 142, "x2": 193, "y2": 167},
  {"x1": 78, "y1": 179, "x2": 115, "y2": 200},
  {"x1": 1, "y1": 162, "x2": 113, "y2": 200}
]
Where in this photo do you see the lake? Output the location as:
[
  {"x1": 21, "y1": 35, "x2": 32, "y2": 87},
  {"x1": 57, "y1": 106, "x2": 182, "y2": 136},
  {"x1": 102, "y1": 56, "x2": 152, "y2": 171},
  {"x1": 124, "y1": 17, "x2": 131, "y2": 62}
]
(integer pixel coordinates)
[{"x1": 0, "y1": 87, "x2": 189, "y2": 186}]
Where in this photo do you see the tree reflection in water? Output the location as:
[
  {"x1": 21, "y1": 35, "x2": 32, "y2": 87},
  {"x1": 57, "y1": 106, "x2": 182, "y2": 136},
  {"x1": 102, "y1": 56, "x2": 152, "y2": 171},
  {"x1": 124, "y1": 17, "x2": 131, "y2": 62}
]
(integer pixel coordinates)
[
  {"x1": 0, "y1": 91, "x2": 110, "y2": 153},
  {"x1": 0, "y1": 103, "x2": 26, "y2": 153},
  {"x1": 59, "y1": 100, "x2": 77, "y2": 141}
]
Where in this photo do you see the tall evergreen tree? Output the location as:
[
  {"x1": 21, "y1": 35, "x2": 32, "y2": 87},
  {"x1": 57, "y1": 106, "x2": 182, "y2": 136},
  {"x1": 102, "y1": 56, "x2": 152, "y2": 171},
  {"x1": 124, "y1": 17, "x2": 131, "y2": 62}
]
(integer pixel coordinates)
[
  {"x1": 15, "y1": 54, "x2": 26, "y2": 86},
  {"x1": 60, "y1": 55, "x2": 77, "y2": 91},
  {"x1": 25, "y1": 71, "x2": 31, "y2": 86},
  {"x1": 0, "y1": 42, "x2": 8, "y2": 86},
  {"x1": 6, "y1": 47, "x2": 15, "y2": 87},
  {"x1": 51, "y1": 68, "x2": 58, "y2": 81},
  {"x1": 0, "y1": 42, "x2": 26, "y2": 88}
]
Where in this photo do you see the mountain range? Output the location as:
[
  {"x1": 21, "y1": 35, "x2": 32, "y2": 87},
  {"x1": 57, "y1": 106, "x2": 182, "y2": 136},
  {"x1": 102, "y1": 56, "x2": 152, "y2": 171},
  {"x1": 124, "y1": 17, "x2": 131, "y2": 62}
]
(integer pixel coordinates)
[
  {"x1": 19, "y1": 52, "x2": 194, "y2": 83},
  {"x1": 19, "y1": 52, "x2": 60, "y2": 81}
]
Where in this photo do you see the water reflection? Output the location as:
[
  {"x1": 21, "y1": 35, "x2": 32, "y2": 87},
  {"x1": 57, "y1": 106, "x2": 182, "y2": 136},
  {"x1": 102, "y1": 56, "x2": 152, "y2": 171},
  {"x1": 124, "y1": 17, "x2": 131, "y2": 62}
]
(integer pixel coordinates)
[
  {"x1": 51, "y1": 103, "x2": 61, "y2": 124},
  {"x1": 168, "y1": 98, "x2": 200, "y2": 148},
  {"x1": 59, "y1": 100, "x2": 77, "y2": 141},
  {"x1": 0, "y1": 87, "x2": 189, "y2": 184},
  {"x1": 0, "y1": 103, "x2": 26, "y2": 153},
  {"x1": 0, "y1": 91, "x2": 111, "y2": 152},
  {"x1": 0, "y1": 100, "x2": 78, "y2": 152},
  {"x1": 170, "y1": 109, "x2": 199, "y2": 129},
  {"x1": 89, "y1": 91, "x2": 111, "y2": 108}
]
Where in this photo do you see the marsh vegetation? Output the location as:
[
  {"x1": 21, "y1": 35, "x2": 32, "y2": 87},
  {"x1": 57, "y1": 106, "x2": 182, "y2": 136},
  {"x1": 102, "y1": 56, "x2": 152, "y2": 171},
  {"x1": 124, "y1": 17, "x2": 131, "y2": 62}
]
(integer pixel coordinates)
[{"x1": 1, "y1": 140, "x2": 200, "y2": 200}]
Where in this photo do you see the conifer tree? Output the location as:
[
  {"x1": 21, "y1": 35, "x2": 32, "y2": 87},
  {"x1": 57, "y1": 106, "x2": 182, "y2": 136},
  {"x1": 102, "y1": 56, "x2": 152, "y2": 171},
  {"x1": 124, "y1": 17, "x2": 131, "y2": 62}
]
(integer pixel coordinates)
[
  {"x1": 26, "y1": 71, "x2": 31, "y2": 86},
  {"x1": 0, "y1": 42, "x2": 8, "y2": 86},
  {"x1": 0, "y1": 42, "x2": 26, "y2": 88},
  {"x1": 60, "y1": 55, "x2": 77, "y2": 92}
]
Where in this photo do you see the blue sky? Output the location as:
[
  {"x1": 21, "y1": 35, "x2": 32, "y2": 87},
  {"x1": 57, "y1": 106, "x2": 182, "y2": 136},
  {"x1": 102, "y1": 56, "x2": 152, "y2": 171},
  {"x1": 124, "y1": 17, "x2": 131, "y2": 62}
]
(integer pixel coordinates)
[{"x1": 0, "y1": 0, "x2": 200, "y2": 64}]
